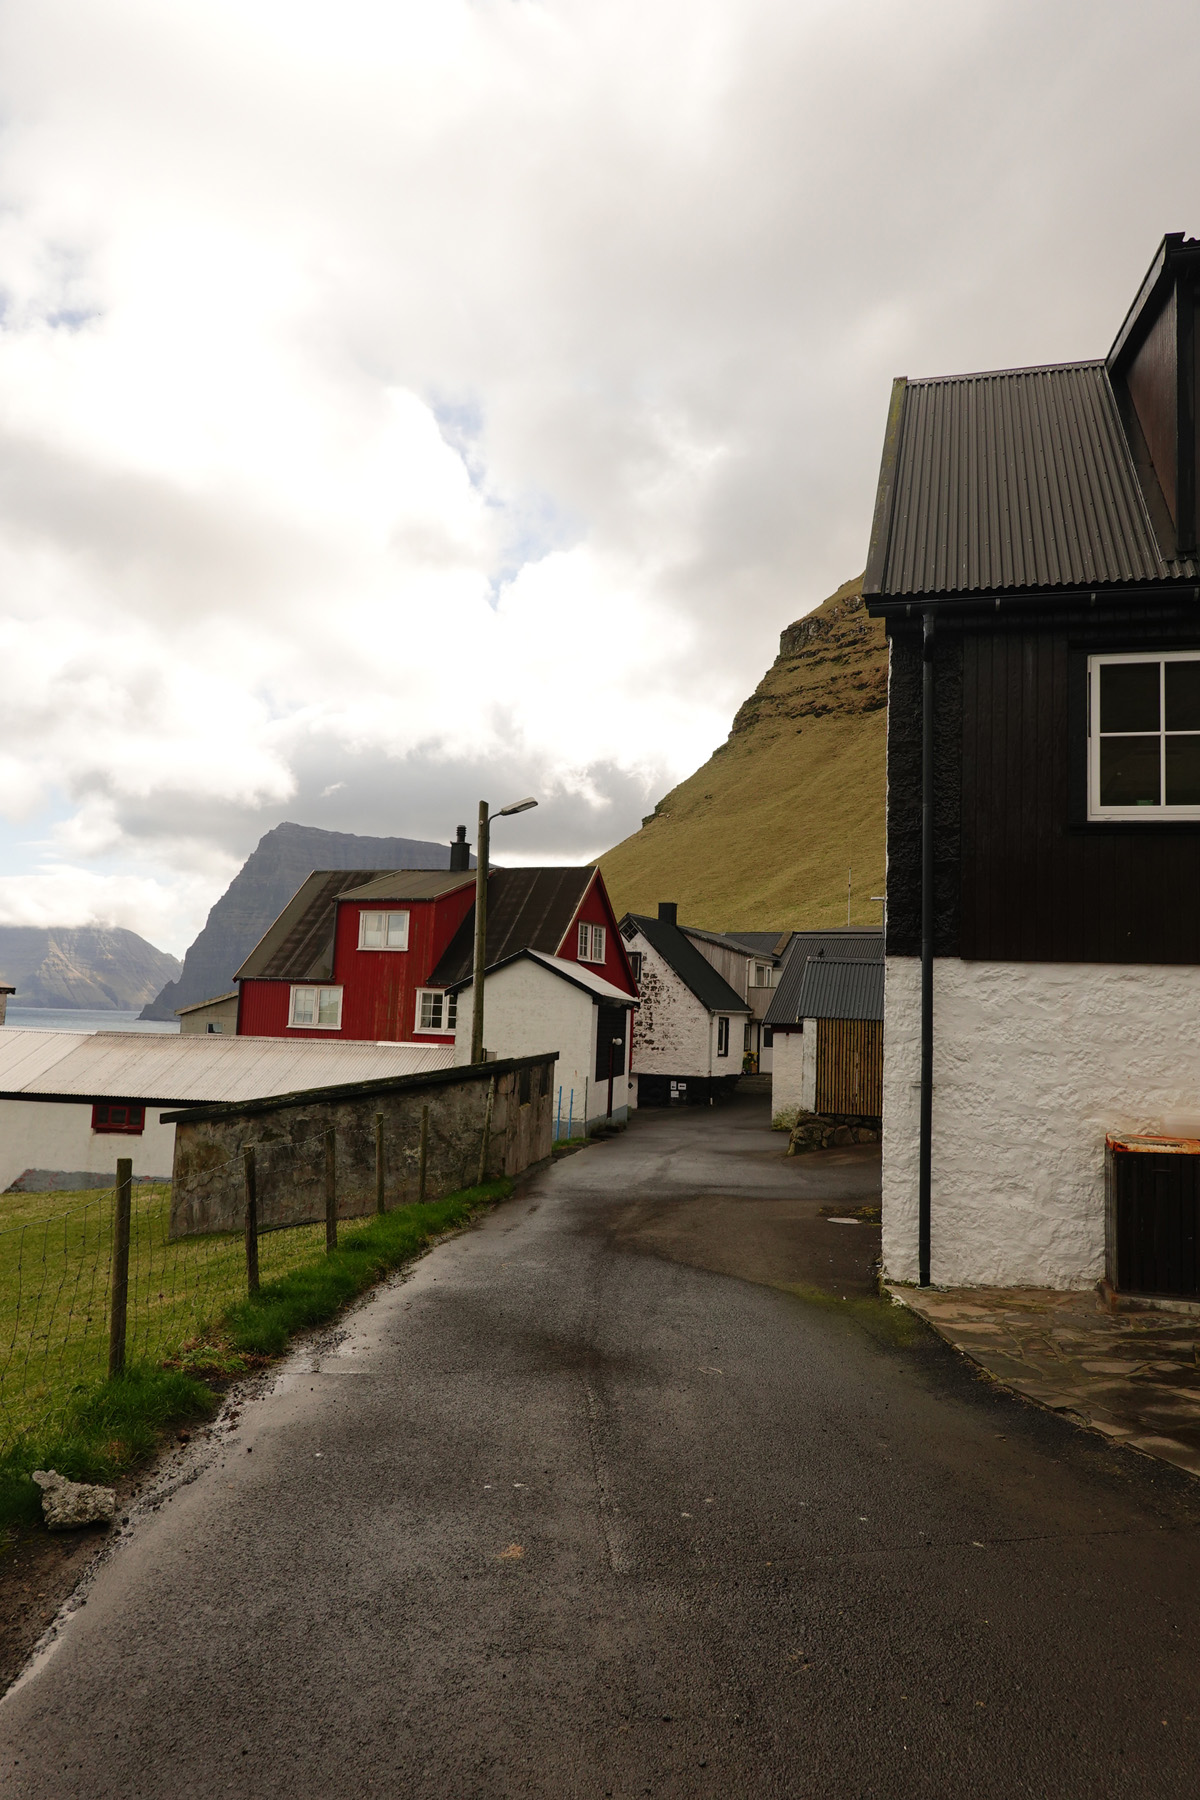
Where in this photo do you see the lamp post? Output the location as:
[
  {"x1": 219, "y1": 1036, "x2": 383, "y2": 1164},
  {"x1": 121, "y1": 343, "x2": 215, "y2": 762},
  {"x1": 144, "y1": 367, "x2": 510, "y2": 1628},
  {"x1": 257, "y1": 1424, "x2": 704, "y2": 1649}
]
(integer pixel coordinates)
[{"x1": 469, "y1": 796, "x2": 538, "y2": 1064}]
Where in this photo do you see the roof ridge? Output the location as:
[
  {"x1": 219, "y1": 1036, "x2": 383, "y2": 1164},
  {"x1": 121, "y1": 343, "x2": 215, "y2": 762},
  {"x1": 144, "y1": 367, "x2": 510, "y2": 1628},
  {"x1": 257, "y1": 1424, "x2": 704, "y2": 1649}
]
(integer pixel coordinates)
[{"x1": 906, "y1": 359, "x2": 1105, "y2": 388}]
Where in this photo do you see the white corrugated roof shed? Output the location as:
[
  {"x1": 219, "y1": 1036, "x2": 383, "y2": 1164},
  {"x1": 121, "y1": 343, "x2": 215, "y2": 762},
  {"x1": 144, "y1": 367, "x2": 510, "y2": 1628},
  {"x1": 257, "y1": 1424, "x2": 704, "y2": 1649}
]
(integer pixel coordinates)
[{"x1": 0, "y1": 1031, "x2": 453, "y2": 1104}]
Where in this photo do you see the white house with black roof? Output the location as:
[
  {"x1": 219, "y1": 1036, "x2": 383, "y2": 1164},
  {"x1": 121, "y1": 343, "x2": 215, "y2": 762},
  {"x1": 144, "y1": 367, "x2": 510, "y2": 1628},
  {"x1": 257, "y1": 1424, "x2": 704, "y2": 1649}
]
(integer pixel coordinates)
[
  {"x1": 680, "y1": 927, "x2": 793, "y2": 1072},
  {"x1": 865, "y1": 230, "x2": 1200, "y2": 1297},
  {"x1": 763, "y1": 930, "x2": 884, "y2": 1125},
  {"x1": 619, "y1": 905, "x2": 751, "y2": 1105}
]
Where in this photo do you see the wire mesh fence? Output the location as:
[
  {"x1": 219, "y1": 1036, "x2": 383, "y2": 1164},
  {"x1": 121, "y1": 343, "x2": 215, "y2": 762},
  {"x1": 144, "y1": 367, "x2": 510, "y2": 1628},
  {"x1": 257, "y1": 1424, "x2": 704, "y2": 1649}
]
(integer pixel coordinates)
[{"x1": 0, "y1": 1123, "x2": 398, "y2": 1457}]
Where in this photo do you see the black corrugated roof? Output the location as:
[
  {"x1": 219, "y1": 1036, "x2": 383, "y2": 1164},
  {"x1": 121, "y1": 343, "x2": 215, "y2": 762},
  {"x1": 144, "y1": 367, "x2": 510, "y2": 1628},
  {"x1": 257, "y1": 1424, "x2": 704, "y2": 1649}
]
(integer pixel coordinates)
[
  {"x1": 428, "y1": 868, "x2": 598, "y2": 986},
  {"x1": 236, "y1": 870, "x2": 387, "y2": 981},
  {"x1": 624, "y1": 914, "x2": 750, "y2": 1014},
  {"x1": 865, "y1": 361, "x2": 1198, "y2": 599},
  {"x1": 793, "y1": 958, "x2": 884, "y2": 1023},
  {"x1": 339, "y1": 871, "x2": 475, "y2": 903},
  {"x1": 684, "y1": 927, "x2": 793, "y2": 959},
  {"x1": 764, "y1": 930, "x2": 883, "y2": 1027}
]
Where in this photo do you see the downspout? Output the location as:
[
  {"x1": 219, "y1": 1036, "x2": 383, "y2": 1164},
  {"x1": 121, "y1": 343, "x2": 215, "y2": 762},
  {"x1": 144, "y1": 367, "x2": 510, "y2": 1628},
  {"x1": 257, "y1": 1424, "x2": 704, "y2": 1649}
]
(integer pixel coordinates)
[{"x1": 919, "y1": 609, "x2": 935, "y2": 1286}]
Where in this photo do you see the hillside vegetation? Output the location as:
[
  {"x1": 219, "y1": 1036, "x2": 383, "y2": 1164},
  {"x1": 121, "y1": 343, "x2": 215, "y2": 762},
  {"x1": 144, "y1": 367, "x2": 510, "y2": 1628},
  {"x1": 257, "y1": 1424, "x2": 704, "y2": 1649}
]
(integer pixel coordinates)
[{"x1": 598, "y1": 575, "x2": 888, "y2": 929}]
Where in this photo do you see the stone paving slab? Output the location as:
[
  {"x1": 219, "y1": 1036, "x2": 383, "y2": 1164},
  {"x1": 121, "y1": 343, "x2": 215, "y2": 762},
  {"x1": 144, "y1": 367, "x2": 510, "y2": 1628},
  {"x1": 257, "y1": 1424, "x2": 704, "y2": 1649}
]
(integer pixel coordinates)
[{"x1": 887, "y1": 1282, "x2": 1200, "y2": 1478}]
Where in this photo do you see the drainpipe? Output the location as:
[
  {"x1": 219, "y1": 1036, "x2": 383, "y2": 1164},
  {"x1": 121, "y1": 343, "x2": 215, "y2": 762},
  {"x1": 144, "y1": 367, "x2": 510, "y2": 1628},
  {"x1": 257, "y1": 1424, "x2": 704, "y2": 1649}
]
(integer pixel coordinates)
[{"x1": 919, "y1": 609, "x2": 935, "y2": 1287}]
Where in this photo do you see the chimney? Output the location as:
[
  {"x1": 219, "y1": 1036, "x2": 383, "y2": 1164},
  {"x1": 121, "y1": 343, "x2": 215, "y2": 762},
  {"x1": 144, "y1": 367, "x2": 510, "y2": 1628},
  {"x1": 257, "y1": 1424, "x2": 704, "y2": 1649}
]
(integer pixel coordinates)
[
  {"x1": 449, "y1": 825, "x2": 470, "y2": 872},
  {"x1": 658, "y1": 902, "x2": 678, "y2": 926}
]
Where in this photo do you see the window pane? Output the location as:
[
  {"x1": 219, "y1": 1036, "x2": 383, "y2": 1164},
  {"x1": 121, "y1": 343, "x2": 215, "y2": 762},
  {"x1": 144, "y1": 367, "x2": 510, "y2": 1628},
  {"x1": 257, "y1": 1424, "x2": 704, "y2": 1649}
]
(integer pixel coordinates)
[
  {"x1": 1100, "y1": 661, "x2": 1159, "y2": 732},
  {"x1": 317, "y1": 989, "x2": 340, "y2": 1026},
  {"x1": 1099, "y1": 735, "x2": 1161, "y2": 805},
  {"x1": 1166, "y1": 660, "x2": 1200, "y2": 731},
  {"x1": 385, "y1": 912, "x2": 408, "y2": 947},
  {"x1": 1166, "y1": 735, "x2": 1200, "y2": 805},
  {"x1": 592, "y1": 926, "x2": 605, "y2": 960},
  {"x1": 361, "y1": 912, "x2": 384, "y2": 947},
  {"x1": 292, "y1": 989, "x2": 316, "y2": 1024},
  {"x1": 578, "y1": 923, "x2": 588, "y2": 958},
  {"x1": 446, "y1": 993, "x2": 457, "y2": 1029}
]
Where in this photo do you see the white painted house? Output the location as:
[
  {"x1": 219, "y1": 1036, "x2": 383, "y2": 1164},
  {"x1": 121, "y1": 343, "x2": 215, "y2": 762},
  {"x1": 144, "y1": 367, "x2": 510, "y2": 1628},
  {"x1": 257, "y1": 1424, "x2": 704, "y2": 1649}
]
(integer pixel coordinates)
[
  {"x1": 449, "y1": 951, "x2": 638, "y2": 1135},
  {"x1": 0, "y1": 1029, "x2": 453, "y2": 1193},
  {"x1": 619, "y1": 906, "x2": 750, "y2": 1106}
]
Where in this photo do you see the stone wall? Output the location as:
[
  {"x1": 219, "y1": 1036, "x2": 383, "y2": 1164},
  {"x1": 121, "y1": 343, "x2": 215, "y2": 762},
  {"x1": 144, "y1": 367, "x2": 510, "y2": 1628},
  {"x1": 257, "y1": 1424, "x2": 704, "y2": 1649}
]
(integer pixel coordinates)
[{"x1": 165, "y1": 1054, "x2": 556, "y2": 1237}]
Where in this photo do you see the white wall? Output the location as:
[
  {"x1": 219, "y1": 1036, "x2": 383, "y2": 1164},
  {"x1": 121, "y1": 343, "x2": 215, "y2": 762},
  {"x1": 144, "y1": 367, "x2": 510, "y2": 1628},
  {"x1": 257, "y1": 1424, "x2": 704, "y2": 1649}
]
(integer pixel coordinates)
[
  {"x1": 0, "y1": 1100, "x2": 176, "y2": 1193},
  {"x1": 453, "y1": 963, "x2": 631, "y2": 1132},
  {"x1": 883, "y1": 955, "x2": 1200, "y2": 1289},
  {"x1": 626, "y1": 929, "x2": 716, "y2": 1077},
  {"x1": 770, "y1": 1030, "x2": 804, "y2": 1124}
]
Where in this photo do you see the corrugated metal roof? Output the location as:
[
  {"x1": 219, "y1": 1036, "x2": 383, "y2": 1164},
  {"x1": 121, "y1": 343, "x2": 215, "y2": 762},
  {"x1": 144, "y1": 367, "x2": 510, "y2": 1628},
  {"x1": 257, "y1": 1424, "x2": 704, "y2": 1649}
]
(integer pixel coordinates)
[
  {"x1": 429, "y1": 869, "x2": 597, "y2": 987},
  {"x1": 0, "y1": 1029, "x2": 452, "y2": 1104},
  {"x1": 764, "y1": 930, "x2": 883, "y2": 1027},
  {"x1": 446, "y1": 950, "x2": 637, "y2": 1007},
  {"x1": 867, "y1": 362, "x2": 1198, "y2": 599},
  {"x1": 683, "y1": 927, "x2": 792, "y2": 960},
  {"x1": 236, "y1": 870, "x2": 387, "y2": 981},
  {"x1": 793, "y1": 958, "x2": 884, "y2": 1023},
  {"x1": 339, "y1": 871, "x2": 475, "y2": 903},
  {"x1": 623, "y1": 915, "x2": 750, "y2": 1014}
]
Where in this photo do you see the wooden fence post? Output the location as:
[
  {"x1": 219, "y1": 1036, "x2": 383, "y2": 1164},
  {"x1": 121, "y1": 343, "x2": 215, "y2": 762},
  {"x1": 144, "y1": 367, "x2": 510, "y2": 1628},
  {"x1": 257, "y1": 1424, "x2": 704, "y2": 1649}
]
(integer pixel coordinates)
[
  {"x1": 375, "y1": 1112, "x2": 385, "y2": 1214},
  {"x1": 418, "y1": 1104, "x2": 429, "y2": 1203},
  {"x1": 108, "y1": 1157, "x2": 132, "y2": 1378},
  {"x1": 243, "y1": 1144, "x2": 259, "y2": 1295},
  {"x1": 477, "y1": 1078, "x2": 496, "y2": 1186},
  {"x1": 324, "y1": 1127, "x2": 338, "y2": 1253}
]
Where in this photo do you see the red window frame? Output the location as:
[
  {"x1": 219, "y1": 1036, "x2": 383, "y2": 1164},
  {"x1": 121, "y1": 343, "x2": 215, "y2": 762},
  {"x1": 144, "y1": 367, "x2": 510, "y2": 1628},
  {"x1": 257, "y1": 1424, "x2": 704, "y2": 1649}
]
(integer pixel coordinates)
[{"x1": 92, "y1": 1102, "x2": 146, "y2": 1135}]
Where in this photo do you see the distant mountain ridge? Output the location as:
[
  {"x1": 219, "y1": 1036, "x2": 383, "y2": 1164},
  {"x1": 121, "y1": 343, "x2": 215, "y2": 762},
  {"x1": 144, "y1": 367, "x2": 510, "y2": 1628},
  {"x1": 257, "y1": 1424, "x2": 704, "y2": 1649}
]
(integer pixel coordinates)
[
  {"x1": 0, "y1": 927, "x2": 181, "y2": 1011},
  {"x1": 598, "y1": 574, "x2": 887, "y2": 928},
  {"x1": 140, "y1": 822, "x2": 466, "y2": 1021}
]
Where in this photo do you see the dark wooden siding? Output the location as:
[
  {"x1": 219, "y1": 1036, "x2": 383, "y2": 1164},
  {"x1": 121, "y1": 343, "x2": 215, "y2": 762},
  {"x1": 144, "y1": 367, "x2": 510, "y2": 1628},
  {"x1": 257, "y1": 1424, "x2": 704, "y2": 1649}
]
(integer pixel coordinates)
[
  {"x1": 886, "y1": 601, "x2": 1200, "y2": 964},
  {"x1": 816, "y1": 1019, "x2": 883, "y2": 1117}
]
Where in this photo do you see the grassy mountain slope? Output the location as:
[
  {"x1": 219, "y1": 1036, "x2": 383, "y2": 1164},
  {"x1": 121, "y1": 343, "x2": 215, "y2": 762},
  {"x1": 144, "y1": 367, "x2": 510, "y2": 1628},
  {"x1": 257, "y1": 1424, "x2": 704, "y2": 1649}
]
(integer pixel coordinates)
[{"x1": 598, "y1": 575, "x2": 888, "y2": 929}]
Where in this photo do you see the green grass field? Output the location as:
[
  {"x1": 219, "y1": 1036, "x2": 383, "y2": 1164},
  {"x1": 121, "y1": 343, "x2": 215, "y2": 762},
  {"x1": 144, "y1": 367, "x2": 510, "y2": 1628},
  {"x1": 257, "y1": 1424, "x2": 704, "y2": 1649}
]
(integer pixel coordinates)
[{"x1": 0, "y1": 1178, "x2": 510, "y2": 1529}]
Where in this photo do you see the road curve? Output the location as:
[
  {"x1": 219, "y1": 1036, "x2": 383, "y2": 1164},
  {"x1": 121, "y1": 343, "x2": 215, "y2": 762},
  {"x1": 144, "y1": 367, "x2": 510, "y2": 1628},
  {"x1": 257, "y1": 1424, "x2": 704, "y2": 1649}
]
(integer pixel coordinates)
[{"x1": 3, "y1": 1096, "x2": 1199, "y2": 1798}]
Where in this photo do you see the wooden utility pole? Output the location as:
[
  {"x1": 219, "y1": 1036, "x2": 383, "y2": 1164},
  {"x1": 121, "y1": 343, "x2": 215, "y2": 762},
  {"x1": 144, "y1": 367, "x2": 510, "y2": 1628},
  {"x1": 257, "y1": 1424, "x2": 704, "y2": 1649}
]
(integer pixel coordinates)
[
  {"x1": 108, "y1": 1158, "x2": 133, "y2": 1378},
  {"x1": 470, "y1": 800, "x2": 489, "y2": 1064},
  {"x1": 324, "y1": 1127, "x2": 338, "y2": 1253}
]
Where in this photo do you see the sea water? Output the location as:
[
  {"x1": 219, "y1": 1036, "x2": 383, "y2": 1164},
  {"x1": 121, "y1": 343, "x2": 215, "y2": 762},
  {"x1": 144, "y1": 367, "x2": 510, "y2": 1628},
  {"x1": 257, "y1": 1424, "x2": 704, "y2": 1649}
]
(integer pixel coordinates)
[{"x1": 1, "y1": 1007, "x2": 180, "y2": 1034}]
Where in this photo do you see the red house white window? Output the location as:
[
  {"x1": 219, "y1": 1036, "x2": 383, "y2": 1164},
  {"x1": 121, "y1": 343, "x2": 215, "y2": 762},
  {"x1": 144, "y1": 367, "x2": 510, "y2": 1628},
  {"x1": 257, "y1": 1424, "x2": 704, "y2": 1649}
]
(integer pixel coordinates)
[
  {"x1": 92, "y1": 1102, "x2": 145, "y2": 1135},
  {"x1": 358, "y1": 910, "x2": 410, "y2": 950},
  {"x1": 289, "y1": 985, "x2": 343, "y2": 1029},
  {"x1": 578, "y1": 923, "x2": 606, "y2": 964}
]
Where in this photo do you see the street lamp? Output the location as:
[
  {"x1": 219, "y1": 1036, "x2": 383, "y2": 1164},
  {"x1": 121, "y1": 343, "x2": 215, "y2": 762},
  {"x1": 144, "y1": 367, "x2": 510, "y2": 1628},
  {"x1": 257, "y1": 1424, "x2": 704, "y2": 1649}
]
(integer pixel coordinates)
[{"x1": 470, "y1": 796, "x2": 538, "y2": 1064}]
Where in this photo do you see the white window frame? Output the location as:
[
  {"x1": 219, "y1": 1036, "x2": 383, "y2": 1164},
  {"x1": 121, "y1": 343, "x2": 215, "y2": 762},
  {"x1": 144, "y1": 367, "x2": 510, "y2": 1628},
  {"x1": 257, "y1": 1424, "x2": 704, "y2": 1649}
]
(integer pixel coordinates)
[
  {"x1": 288, "y1": 985, "x2": 343, "y2": 1030},
  {"x1": 1088, "y1": 652, "x2": 1200, "y2": 821},
  {"x1": 357, "y1": 909, "x2": 410, "y2": 950},
  {"x1": 578, "y1": 922, "x2": 607, "y2": 964},
  {"x1": 628, "y1": 951, "x2": 643, "y2": 984},
  {"x1": 716, "y1": 1016, "x2": 730, "y2": 1058},
  {"x1": 415, "y1": 989, "x2": 457, "y2": 1034},
  {"x1": 753, "y1": 962, "x2": 774, "y2": 988}
]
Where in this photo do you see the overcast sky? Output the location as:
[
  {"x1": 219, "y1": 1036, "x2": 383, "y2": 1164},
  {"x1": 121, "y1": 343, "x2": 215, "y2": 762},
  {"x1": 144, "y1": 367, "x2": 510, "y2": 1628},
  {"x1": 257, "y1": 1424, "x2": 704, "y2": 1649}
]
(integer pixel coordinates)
[{"x1": 0, "y1": 0, "x2": 1196, "y2": 955}]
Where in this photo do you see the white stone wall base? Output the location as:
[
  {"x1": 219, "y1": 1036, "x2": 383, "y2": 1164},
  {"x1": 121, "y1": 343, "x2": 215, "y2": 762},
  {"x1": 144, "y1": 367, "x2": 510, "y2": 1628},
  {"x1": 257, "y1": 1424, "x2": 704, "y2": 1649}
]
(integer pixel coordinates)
[{"x1": 883, "y1": 956, "x2": 1200, "y2": 1290}]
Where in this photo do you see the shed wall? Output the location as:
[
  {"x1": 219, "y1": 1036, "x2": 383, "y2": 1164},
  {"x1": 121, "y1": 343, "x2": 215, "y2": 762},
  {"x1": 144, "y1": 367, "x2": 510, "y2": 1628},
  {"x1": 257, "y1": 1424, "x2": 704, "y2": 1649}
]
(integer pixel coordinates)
[{"x1": 0, "y1": 1100, "x2": 175, "y2": 1193}]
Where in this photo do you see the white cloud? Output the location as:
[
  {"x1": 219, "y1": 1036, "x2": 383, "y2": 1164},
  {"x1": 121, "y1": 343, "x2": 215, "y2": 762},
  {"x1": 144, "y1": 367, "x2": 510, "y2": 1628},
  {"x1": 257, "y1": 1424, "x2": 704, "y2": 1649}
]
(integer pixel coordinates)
[{"x1": 0, "y1": 0, "x2": 1195, "y2": 947}]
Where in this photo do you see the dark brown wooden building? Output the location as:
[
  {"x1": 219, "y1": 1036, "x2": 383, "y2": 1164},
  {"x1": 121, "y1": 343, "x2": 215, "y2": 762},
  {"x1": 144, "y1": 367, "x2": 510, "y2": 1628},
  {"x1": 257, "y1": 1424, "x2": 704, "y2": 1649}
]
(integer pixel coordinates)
[{"x1": 864, "y1": 232, "x2": 1200, "y2": 1295}]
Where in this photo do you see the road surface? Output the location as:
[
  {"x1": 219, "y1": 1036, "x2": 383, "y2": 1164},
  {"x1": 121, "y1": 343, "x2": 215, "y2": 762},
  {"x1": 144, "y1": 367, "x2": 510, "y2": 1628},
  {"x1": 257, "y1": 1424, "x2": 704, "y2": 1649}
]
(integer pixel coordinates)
[{"x1": 4, "y1": 1094, "x2": 1199, "y2": 1797}]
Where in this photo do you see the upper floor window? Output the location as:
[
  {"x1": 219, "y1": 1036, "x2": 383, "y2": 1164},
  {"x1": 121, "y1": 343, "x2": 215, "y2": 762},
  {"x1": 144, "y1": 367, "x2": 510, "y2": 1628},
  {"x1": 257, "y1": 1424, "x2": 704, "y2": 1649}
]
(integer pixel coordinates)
[
  {"x1": 415, "y1": 989, "x2": 457, "y2": 1033},
  {"x1": 628, "y1": 951, "x2": 643, "y2": 983},
  {"x1": 1089, "y1": 653, "x2": 1200, "y2": 820},
  {"x1": 578, "y1": 922, "x2": 606, "y2": 964},
  {"x1": 92, "y1": 1102, "x2": 145, "y2": 1135},
  {"x1": 752, "y1": 962, "x2": 774, "y2": 987},
  {"x1": 290, "y1": 985, "x2": 342, "y2": 1029},
  {"x1": 359, "y1": 910, "x2": 409, "y2": 950}
]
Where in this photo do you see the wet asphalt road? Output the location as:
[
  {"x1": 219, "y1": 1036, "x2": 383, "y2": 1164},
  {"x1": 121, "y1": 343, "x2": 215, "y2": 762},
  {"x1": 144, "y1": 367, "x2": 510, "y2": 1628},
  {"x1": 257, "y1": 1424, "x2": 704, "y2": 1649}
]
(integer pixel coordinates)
[{"x1": 4, "y1": 1095, "x2": 1200, "y2": 1798}]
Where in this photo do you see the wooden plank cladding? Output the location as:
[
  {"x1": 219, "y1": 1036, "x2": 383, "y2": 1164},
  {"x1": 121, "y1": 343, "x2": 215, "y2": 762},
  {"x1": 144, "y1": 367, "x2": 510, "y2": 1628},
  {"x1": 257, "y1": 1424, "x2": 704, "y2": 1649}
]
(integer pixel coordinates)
[{"x1": 816, "y1": 1019, "x2": 883, "y2": 1117}]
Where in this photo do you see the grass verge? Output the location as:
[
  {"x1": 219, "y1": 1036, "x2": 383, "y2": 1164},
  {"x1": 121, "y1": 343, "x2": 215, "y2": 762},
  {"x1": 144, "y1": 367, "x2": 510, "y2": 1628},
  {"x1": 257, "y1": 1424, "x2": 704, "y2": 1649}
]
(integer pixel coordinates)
[{"x1": 0, "y1": 1180, "x2": 509, "y2": 1534}]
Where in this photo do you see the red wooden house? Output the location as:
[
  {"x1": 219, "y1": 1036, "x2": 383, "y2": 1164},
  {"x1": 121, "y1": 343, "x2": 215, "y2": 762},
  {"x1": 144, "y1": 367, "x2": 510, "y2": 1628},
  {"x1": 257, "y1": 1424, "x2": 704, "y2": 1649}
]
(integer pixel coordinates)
[{"x1": 234, "y1": 865, "x2": 637, "y2": 1049}]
